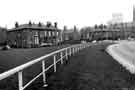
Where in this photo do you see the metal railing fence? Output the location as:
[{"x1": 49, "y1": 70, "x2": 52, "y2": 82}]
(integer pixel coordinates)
[{"x1": 0, "y1": 43, "x2": 91, "y2": 90}]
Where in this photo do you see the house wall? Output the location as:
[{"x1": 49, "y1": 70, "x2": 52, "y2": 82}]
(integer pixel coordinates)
[
  {"x1": 7, "y1": 29, "x2": 61, "y2": 48},
  {"x1": 62, "y1": 30, "x2": 80, "y2": 41},
  {"x1": 8, "y1": 29, "x2": 28, "y2": 48},
  {"x1": 0, "y1": 28, "x2": 7, "y2": 45}
]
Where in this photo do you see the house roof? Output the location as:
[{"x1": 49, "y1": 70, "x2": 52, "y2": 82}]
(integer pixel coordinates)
[
  {"x1": 0, "y1": 27, "x2": 7, "y2": 30},
  {"x1": 63, "y1": 30, "x2": 74, "y2": 34},
  {"x1": 8, "y1": 23, "x2": 61, "y2": 32}
]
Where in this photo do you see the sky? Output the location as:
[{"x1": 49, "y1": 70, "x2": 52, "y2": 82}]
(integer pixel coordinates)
[{"x1": 0, "y1": 0, "x2": 135, "y2": 29}]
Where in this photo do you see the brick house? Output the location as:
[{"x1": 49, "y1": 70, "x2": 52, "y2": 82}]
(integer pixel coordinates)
[
  {"x1": 7, "y1": 22, "x2": 61, "y2": 48},
  {"x1": 0, "y1": 27, "x2": 7, "y2": 45},
  {"x1": 62, "y1": 26, "x2": 80, "y2": 41}
]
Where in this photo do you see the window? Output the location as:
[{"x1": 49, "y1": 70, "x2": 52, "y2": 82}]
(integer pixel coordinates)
[
  {"x1": 56, "y1": 32, "x2": 59, "y2": 36},
  {"x1": 34, "y1": 36, "x2": 39, "y2": 44},
  {"x1": 44, "y1": 31, "x2": 46, "y2": 37},
  {"x1": 35, "y1": 31, "x2": 38, "y2": 36},
  {"x1": 48, "y1": 31, "x2": 51, "y2": 37},
  {"x1": 52, "y1": 32, "x2": 54, "y2": 36}
]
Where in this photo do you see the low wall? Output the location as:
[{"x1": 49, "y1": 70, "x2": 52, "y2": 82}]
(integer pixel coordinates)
[{"x1": 106, "y1": 41, "x2": 135, "y2": 74}]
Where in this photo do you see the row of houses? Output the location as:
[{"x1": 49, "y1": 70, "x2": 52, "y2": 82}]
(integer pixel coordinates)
[
  {"x1": 0, "y1": 21, "x2": 63, "y2": 48},
  {"x1": 62, "y1": 26, "x2": 80, "y2": 41},
  {"x1": 61, "y1": 26, "x2": 81, "y2": 44},
  {"x1": 0, "y1": 21, "x2": 82, "y2": 48},
  {"x1": 0, "y1": 27, "x2": 7, "y2": 45},
  {"x1": 1, "y1": 20, "x2": 135, "y2": 48},
  {"x1": 80, "y1": 22, "x2": 135, "y2": 41}
]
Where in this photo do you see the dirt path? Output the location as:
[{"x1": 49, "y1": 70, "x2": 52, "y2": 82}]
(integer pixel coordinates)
[{"x1": 41, "y1": 43, "x2": 135, "y2": 90}]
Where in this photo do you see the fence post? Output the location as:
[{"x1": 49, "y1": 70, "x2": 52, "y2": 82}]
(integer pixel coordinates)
[
  {"x1": 74, "y1": 47, "x2": 75, "y2": 54},
  {"x1": 73, "y1": 47, "x2": 74, "y2": 55},
  {"x1": 69, "y1": 48, "x2": 72, "y2": 56},
  {"x1": 66, "y1": 49, "x2": 68, "y2": 60},
  {"x1": 60, "y1": 52, "x2": 63, "y2": 64},
  {"x1": 18, "y1": 71, "x2": 23, "y2": 90},
  {"x1": 53, "y1": 55, "x2": 57, "y2": 72},
  {"x1": 42, "y1": 60, "x2": 48, "y2": 87}
]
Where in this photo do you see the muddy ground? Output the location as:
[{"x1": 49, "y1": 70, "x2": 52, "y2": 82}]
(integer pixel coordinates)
[
  {"x1": 38, "y1": 42, "x2": 135, "y2": 90},
  {"x1": 1, "y1": 42, "x2": 135, "y2": 90}
]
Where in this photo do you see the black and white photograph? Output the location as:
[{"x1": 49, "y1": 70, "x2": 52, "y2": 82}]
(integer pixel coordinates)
[{"x1": 0, "y1": 0, "x2": 135, "y2": 90}]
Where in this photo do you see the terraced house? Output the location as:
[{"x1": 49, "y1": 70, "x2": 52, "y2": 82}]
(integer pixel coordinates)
[
  {"x1": 62, "y1": 26, "x2": 80, "y2": 41},
  {"x1": 7, "y1": 21, "x2": 61, "y2": 48},
  {"x1": 0, "y1": 27, "x2": 7, "y2": 45}
]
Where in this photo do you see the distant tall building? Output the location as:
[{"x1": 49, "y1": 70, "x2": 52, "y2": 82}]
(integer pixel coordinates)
[
  {"x1": 112, "y1": 13, "x2": 123, "y2": 24},
  {"x1": 133, "y1": 6, "x2": 135, "y2": 22},
  {"x1": 107, "y1": 13, "x2": 123, "y2": 25}
]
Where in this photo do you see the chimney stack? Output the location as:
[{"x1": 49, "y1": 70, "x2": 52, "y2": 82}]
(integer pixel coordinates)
[
  {"x1": 29, "y1": 21, "x2": 32, "y2": 26},
  {"x1": 46, "y1": 21, "x2": 52, "y2": 28},
  {"x1": 15, "y1": 22, "x2": 19, "y2": 28},
  {"x1": 133, "y1": 5, "x2": 135, "y2": 23},
  {"x1": 54, "y1": 22, "x2": 57, "y2": 28},
  {"x1": 64, "y1": 26, "x2": 67, "y2": 31},
  {"x1": 38, "y1": 22, "x2": 42, "y2": 27}
]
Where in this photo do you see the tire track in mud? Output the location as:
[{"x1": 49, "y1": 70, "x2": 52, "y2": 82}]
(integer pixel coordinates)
[{"x1": 38, "y1": 43, "x2": 135, "y2": 90}]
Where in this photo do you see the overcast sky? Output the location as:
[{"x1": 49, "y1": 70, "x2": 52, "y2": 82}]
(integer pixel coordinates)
[{"x1": 0, "y1": 0, "x2": 135, "y2": 29}]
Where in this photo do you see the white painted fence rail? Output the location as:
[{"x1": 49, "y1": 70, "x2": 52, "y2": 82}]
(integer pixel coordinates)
[{"x1": 0, "y1": 43, "x2": 91, "y2": 90}]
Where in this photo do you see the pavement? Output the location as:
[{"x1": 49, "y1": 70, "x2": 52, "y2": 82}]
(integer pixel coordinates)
[{"x1": 107, "y1": 41, "x2": 135, "y2": 74}]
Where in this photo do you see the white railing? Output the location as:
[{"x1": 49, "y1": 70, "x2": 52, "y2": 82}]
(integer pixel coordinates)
[{"x1": 0, "y1": 43, "x2": 91, "y2": 90}]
